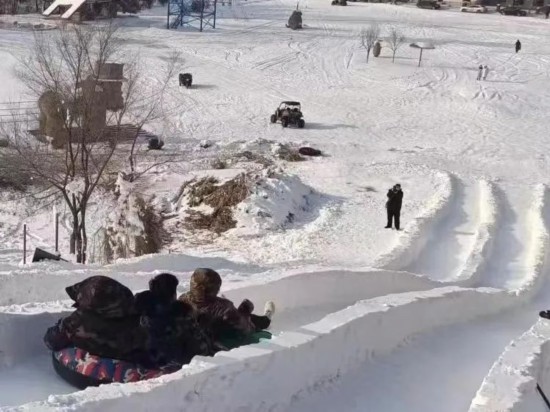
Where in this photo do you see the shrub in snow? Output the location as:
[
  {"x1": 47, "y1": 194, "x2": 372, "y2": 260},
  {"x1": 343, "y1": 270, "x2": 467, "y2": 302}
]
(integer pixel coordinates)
[
  {"x1": 177, "y1": 171, "x2": 315, "y2": 236},
  {"x1": 101, "y1": 174, "x2": 163, "y2": 262},
  {"x1": 183, "y1": 174, "x2": 249, "y2": 234}
]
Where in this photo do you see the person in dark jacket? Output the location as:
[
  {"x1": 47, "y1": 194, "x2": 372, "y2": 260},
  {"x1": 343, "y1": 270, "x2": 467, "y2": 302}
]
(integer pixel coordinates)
[
  {"x1": 385, "y1": 183, "x2": 404, "y2": 230},
  {"x1": 515, "y1": 39, "x2": 521, "y2": 53},
  {"x1": 179, "y1": 268, "x2": 275, "y2": 351},
  {"x1": 135, "y1": 273, "x2": 215, "y2": 367},
  {"x1": 44, "y1": 276, "x2": 149, "y2": 363}
]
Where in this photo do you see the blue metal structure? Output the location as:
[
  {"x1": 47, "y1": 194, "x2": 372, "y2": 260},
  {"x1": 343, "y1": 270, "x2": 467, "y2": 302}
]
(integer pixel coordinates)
[{"x1": 167, "y1": 0, "x2": 217, "y2": 31}]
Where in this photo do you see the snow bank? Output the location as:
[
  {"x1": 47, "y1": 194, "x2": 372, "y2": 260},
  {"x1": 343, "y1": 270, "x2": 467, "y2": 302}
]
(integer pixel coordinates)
[
  {"x1": 0, "y1": 302, "x2": 73, "y2": 368},
  {"x1": 222, "y1": 267, "x2": 442, "y2": 314},
  {"x1": 0, "y1": 253, "x2": 267, "y2": 306},
  {"x1": 515, "y1": 185, "x2": 549, "y2": 297},
  {"x1": 456, "y1": 181, "x2": 499, "y2": 286},
  {"x1": 9, "y1": 286, "x2": 514, "y2": 412},
  {"x1": 0, "y1": 271, "x2": 162, "y2": 306},
  {"x1": 374, "y1": 171, "x2": 454, "y2": 270},
  {"x1": 0, "y1": 268, "x2": 440, "y2": 369},
  {"x1": 469, "y1": 319, "x2": 550, "y2": 412}
]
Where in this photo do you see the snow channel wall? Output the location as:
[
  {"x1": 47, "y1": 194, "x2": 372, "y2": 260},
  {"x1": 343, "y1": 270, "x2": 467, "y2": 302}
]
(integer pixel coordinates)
[
  {"x1": 0, "y1": 268, "x2": 440, "y2": 369},
  {"x1": 468, "y1": 185, "x2": 550, "y2": 412},
  {"x1": 514, "y1": 184, "x2": 550, "y2": 298},
  {"x1": 374, "y1": 171, "x2": 454, "y2": 270},
  {"x1": 469, "y1": 319, "x2": 550, "y2": 412},
  {"x1": 0, "y1": 302, "x2": 73, "y2": 368},
  {"x1": 11, "y1": 286, "x2": 514, "y2": 412},
  {"x1": 0, "y1": 253, "x2": 266, "y2": 306}
]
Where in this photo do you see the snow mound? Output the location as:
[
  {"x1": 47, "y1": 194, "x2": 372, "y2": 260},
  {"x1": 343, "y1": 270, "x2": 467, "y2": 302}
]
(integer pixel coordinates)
[
  {"x1": 232, "y1": 171, "x2": 317, "y2": 235},
  {"x1": 172, "y1": 169, "x2": 318, "y2": 238}
]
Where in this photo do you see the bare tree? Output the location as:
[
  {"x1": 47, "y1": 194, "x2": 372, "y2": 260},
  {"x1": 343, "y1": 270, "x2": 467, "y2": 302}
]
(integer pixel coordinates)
[
  {"x1": 387, "y1": 26, "x2": 405, "y2": 63},
  {"x1": 360, "y1": 24, "x2": 381, "y2": 63},
  {"x1": 0, "y1": 23, "x2": 178, "y2": 263}
]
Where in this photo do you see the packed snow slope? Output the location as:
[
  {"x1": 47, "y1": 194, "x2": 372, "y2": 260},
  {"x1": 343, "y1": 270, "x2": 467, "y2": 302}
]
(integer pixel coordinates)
[{"x1": 1, "y1": 0, "x2": 550, "y2": 411}]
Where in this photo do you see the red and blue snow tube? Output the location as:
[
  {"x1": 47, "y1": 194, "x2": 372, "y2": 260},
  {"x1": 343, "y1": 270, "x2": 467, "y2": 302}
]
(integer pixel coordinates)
[{"x1": 52, "y1": 347, "x2": 181, "y2": 389}]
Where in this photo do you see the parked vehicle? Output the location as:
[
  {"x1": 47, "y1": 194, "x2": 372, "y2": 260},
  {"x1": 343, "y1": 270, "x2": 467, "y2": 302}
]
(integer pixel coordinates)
[
  {"x1": 416, "y1": 0, "x2": 441, "y2": 9},
  {"x1": 460, "y1": 4, "x2": 487, "y2": 12},
  {"x1": 500, "y1": 6, "x2": 527, "y2": 15}
]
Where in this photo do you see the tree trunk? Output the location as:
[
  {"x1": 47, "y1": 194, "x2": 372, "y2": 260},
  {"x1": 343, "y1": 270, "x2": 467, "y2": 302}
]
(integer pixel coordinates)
[
  {"x1": 70, "y1": 194, "x2": 78, "y2": 254},
  {"x1": 80, "y1": 207, "x2": 88, "y2": 264},
  {"x1": 392, "y1": 51, "x2": 396, "y2": 63},
  {"x1": 366, "y1": 47, "x2": 371, "y2": 63},
  {"x1": 75, "y1": 226, "x2": 83, "y2": 263}
]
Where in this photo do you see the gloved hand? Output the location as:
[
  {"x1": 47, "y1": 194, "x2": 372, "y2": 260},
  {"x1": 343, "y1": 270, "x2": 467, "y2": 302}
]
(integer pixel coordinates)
[
  {"x1": 539, "y1": 310, "x2": 550, "y2": 320},
  {"x1": 238, "y1": 299, "x2": 254, "y2": 315}
]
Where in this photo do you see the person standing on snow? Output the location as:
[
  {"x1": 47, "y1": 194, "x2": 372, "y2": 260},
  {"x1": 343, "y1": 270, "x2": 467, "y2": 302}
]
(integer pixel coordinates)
[
  {"x1": 385, "y1": 184, "x2": 404, "y2": 231},
  {"x1": 477, "y1": 64, "x2": 483, "y2": 81},
  {"x1": 482, "y1": 65, "x2": 489, "y2": 81},
  {"x1": 515, "y1": 40, "x2": 521, "y2": 53}
]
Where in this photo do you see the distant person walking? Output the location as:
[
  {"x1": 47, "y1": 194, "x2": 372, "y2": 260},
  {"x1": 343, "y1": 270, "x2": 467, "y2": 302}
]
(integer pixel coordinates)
[
  {"x1": 482, "y1": 65, "x2": 489, "y2": 80},
  {"x1": 385, "y1": 184, "x2": 403, "y2": 231},
  {"x1": 477, "y1": 65, "x2": 483, "y2": 81},
  {"x1": 515, "y1": 39, "x2": 522, "y2": 53},
  {"x1": 545, "y1": 8, "x2": 550, "y2": 19}
]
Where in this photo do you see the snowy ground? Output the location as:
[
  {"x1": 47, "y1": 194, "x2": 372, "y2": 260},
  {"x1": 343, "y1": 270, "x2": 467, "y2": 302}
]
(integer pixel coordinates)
[{"x1": 1, "y1": 0, "x2": 550, "y2": 410}]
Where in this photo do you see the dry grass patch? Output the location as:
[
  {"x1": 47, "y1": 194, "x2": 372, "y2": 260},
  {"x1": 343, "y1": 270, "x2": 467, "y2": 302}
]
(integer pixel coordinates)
[{"x1": 184, "y1": 173, "x2": 250, "y2": 234}]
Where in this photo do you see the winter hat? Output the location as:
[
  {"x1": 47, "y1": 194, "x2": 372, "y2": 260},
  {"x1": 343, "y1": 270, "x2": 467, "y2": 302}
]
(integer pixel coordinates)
[
  {"x1": 65, "y1": 275, "x2": 135, "y2": 318},
  {"x1": 190, "y1": 268, "x2": 222, "y2": 301},
  {"x1": 149, "y1": 273, "x2": 179, "y2": 302}
]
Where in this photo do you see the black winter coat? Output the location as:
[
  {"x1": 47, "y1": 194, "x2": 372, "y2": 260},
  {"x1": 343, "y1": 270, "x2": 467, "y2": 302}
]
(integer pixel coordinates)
[
  {"x1": 386, "y1": 189, "x2": 403, "y2": 212},
  {"x1": 44, "y1": 276, "x2": 149, "y2": 363},
  {"x1": 135, "y1": 290, "x2": 215, "y2": 367}
]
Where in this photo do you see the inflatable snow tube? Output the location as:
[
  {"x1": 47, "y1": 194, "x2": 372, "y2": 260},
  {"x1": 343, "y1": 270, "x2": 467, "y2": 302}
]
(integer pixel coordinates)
[
  {"x1": 219, "y1": 330, "x2": 272, "y2": 351},
  {"x1": 52, "y1": 347, "x2": 181, "y2": 389}
]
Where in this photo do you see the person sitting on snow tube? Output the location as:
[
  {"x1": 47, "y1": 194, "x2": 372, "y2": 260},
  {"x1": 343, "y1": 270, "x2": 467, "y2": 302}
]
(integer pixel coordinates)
[
  {"x1": 134, "y1": 273, "x2": 215, "y2": 368},
  {"x1": 44, "y1": 276, "x2": 148, "y2": 363},
  {"x1": 179, "y1": 268, "x2": 275, "y2": 351},
  {"x1": 45, "y1": 275, "x2": 213, "y2": 388}
]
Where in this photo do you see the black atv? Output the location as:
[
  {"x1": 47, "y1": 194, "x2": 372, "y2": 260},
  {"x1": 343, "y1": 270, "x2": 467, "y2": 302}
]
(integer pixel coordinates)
[{"x1": 270, "y1": 101, "x2": 305, "y2": 128}]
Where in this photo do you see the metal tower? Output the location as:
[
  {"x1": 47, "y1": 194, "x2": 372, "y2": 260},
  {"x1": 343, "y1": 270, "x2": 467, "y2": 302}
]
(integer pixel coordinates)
[{"x1": 167, "y1": 0, "x2": 217, "y2": 31}]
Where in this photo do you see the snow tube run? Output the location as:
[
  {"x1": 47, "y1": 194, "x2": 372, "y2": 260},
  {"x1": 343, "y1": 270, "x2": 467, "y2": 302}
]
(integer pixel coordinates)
[{"x1": 52, "y1": 348, "x2": 181, "y2": 389}]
